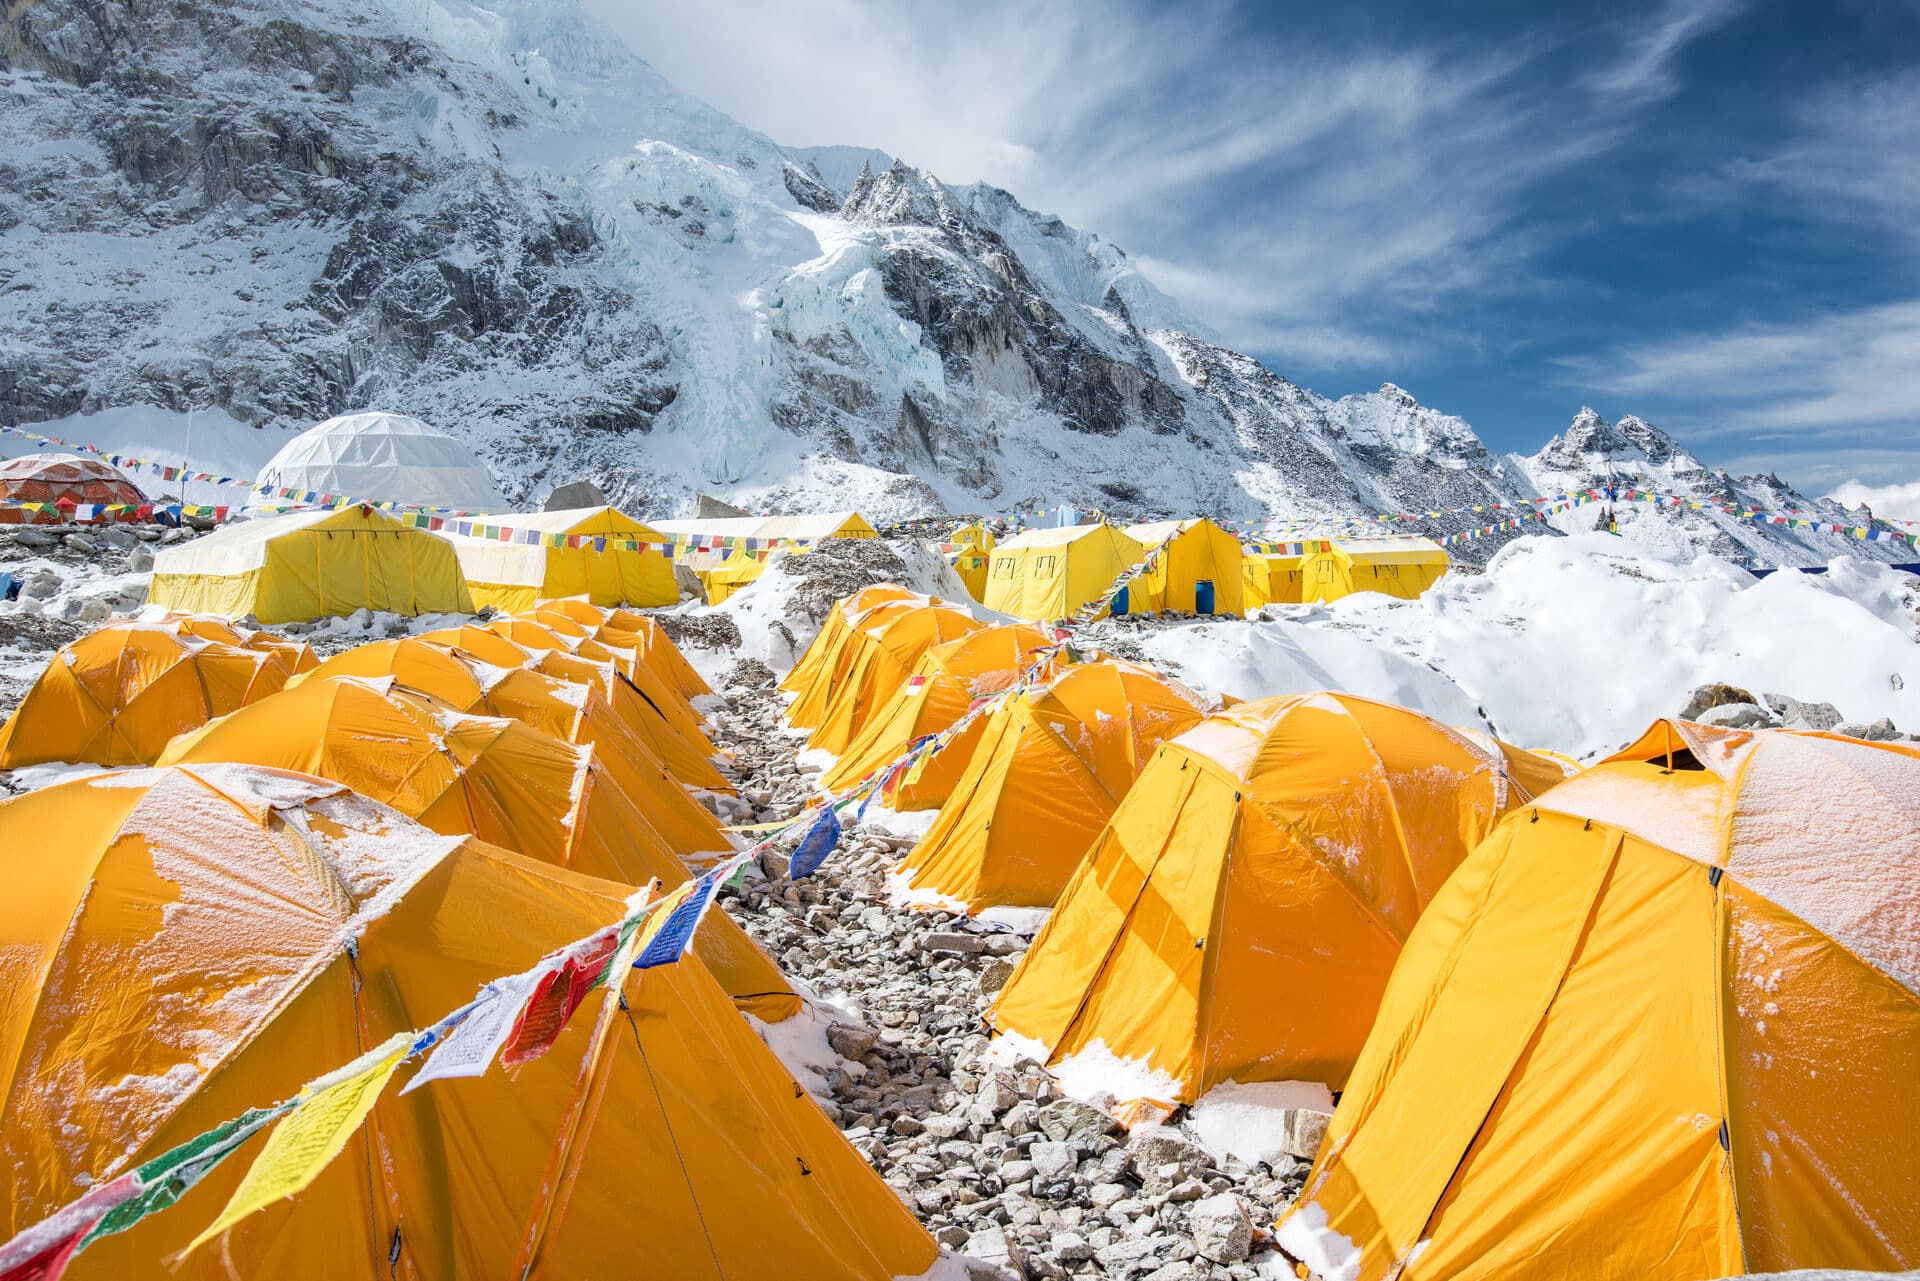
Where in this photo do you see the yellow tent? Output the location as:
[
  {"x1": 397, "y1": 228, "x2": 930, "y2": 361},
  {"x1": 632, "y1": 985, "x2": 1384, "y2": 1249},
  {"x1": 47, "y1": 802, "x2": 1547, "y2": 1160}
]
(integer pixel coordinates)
[
  {"x1": 1298, "y1": 536, "x2": 1449, "y2": 603},
  {"x1": 1123, "y1": 520, "x2": 1246, "y2": 616},
  {"x1": 803, "y1": 602, "x2": 982, "y2": 756},
  {"x1": 984, "y1": 524, "x2": 1145, "y2": 621},
  {"x1": 1279, "y1": 720, "x2": 1920, "y2": 1281},
  {"x1": 532, "y1": 602, "x2": 714, "y2": 702},
  {"x1": 895, "y1": 660, "x2": 1215, "y2": 912},
  {"x1": 782, "y1": 587, "x2": 924, "y2": 726},
  {"x1": 155, "y1": 676, "x2": 791, "y2": 1019},
  {"x1": 652, "y1": 512, "x2": 878, "y2": 575},
  {"x1": 0, "y1": 625, "x2": 292, "y2": 768},
  {"x1": 297, "y1": 637, "x2": 736, "y2": 832},
  {"x1": 821, "y1": 622, "x2": 1057, "y2": 801},
  {"x1": 1241, "y1": 550, "x2": 1307, "y2": 609},
  {"x1": 989, "y1": 692, "x2": 1570, "y2": 1107},
  {"x1": 147, "y1": 506, "x2": 474, "y2": 623},
  {"x1": 448, "y1": 507, "x2": 677, "y2": 610},
  {"x1": 0, "y1": 765, "x2": 935, "y2": 1280},
  {"x1": 703, "y1": 551, "x2": 770, "y2": 603},
  {"x1": 945, "y1": 524, "x2": 995, "y2": 602}
]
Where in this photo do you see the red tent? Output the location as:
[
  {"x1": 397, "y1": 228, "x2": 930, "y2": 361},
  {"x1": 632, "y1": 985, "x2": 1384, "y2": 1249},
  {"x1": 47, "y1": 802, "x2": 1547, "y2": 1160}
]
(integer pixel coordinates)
[{"x1": 0, "y1": 452, "x2": 148, "y2": 524}]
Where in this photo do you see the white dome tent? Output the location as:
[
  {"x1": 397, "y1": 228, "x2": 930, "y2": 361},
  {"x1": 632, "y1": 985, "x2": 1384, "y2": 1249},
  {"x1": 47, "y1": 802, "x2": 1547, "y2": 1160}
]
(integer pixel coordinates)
[{"x1": 245, "y1": 412, "x2": 505, "y2": 513}]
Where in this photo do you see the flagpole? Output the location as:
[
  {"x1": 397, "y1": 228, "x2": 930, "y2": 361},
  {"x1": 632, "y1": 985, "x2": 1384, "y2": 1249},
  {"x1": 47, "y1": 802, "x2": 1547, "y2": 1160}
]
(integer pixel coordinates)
[{"x1": 181, "y1": 405, "x2": 194, "y2": 510}]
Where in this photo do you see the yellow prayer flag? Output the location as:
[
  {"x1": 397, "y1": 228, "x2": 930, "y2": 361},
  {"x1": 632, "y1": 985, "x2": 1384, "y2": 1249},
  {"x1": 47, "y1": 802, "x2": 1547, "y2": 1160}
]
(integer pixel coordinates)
[{"x1": 182, "y1": 1033, "x2": 412, "y2": 1255}]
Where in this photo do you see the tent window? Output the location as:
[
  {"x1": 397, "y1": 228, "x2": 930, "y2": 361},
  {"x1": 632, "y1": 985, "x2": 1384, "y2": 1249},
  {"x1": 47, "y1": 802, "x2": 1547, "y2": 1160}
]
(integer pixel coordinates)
[
  {"x1": 993, "y1": 558, "x2": 1015, "y2": 579},
  {"x1": 1315, "y1": 562, "x2": 1336, "y2": 579},
  {"x1": 1374, "y1": 564, "x2": 1400, "y2": 579},
  {"x1": 1035, "y1": 554, "x2": 1059, "y2": 576}
]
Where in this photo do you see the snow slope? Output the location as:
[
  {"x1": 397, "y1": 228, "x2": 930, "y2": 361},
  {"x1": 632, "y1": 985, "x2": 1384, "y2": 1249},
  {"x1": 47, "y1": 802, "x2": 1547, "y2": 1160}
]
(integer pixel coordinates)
[{"x1": 1141, "y1": 535, "x2": 1920, "y2": 759}]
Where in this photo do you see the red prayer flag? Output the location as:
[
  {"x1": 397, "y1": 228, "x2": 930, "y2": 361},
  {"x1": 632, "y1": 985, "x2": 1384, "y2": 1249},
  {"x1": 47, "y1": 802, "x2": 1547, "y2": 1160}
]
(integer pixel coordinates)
[{"x1": 498, "y1": 929, "x2": 620, "y2": 1067}]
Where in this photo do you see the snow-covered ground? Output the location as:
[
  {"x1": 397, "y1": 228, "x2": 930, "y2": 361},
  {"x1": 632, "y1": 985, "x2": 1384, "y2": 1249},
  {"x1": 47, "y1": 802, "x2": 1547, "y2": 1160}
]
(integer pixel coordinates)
[{"x1": 1135, "y1": 534, "x2": 1920, "y2": 759}]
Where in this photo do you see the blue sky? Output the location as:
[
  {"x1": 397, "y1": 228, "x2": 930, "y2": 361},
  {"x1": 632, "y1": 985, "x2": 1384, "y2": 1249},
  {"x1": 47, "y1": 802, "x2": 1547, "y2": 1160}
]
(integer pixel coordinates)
[{"x1": 590, "y1": 0, "x2": 1918, "y2": 496}]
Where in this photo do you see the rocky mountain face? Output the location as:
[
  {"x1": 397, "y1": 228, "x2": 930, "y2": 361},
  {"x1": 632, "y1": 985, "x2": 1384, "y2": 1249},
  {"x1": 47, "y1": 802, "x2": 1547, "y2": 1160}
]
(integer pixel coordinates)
[{"x1": 0, "y1": 0, "x2": 1900, "y2": 566}]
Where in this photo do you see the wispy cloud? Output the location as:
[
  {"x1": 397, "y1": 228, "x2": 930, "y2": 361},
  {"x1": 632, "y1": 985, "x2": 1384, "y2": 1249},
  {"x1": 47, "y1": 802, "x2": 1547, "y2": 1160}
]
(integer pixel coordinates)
[
  {"x1": 1583, "y1": 0, "x2": 1744, "y2": 102},
  {"x1": 1826, "y1": 478, "x2": 1920, "y2": 520}
]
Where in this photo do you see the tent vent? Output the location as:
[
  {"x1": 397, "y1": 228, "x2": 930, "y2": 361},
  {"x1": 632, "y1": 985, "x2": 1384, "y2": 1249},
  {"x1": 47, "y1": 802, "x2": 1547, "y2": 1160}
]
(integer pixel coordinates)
[
  {"x1": 1708, "y1": 866, "x2": 1724, "y2": 886},
  {"x1": 797, "y1": 1156, "x2": 813, "y2": 1176},
  {"x1": 1718, "y1": 1119, "x2": 1730, "y2": 1151},
  {"x1": 389, "y1": 1228, "x2": 403, "y2": 1266}
]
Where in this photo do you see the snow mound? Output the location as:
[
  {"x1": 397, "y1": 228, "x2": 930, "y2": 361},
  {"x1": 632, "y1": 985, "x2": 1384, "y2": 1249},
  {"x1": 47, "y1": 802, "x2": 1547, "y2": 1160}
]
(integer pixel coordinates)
[{"x1": 1187, "y1": 1079, "x2": 1336, "y2": 1169}]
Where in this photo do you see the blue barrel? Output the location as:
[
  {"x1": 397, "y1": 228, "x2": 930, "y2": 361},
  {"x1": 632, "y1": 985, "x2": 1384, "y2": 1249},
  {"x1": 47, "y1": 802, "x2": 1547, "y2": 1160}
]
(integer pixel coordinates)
[
  {"x1": 1195, "y1": 579, "x2": 1215, "y2": 615},
  {"x1": 1112, "y1": 586, "x2": 1129, "y2": 617}
]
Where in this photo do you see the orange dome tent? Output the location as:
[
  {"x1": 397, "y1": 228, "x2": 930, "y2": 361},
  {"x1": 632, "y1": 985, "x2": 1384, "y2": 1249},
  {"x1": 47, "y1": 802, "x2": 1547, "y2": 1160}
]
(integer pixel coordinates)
[
  {"x1": 151, "y1": 613, "x2": 320, "y2": 675},
  {"x1": 155, "y1": 676, "x2": 792, "y2": 1019},
  {"x1": 894, "y1": 660, "x2": 1214, "y2": 912},
  {"x1": 296, "y1": 639, "x2": 734, "y2": 855},
  {"x1": 484, "y1": 616, "x2": 719, "y2": 759},
  {"x1": 0, "y1": 765, "x2": 934, "y2": 1280},
  {"x1": 0, "y1": 453, "x2": 146, "y2": 524},
  {"x1": 803, "y1": 601, "x2": 982, "y2": 756},
  {"x1": 989, "y1": 692, "x2": 1570, "y2": 1107},
  {"x1": 1275, "y1": 722, "x2": 1920, "y2": 1281},
  {"x1": 781, "y1": 586, "x2": 925, "y2": 729},
  {"x1": 535, "y1": 602, "x2": 714, "y2": 701},
  {"x1": 0, "y1": 624, "x2": 292, "y2": 768},
  {"x1": 822, "y1": 622, "x2": 1058, "y2": 802}
]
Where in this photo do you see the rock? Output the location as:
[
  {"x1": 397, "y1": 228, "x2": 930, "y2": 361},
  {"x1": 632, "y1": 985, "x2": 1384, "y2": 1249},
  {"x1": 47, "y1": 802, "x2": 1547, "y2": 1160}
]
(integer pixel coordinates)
[
  {"x1": 127, "y1": 546, "x2": 155, "y2": 574},
  {"x1": 1679, "y1": 682, "x2": 1757, "y2": 720},
  {"x1": 892, "y1": 1115, "x2": 926, "y2": 1137},
  {"x1": 62, "y1": 533, "x2": 98, "y2": 554},
  {"x1": 936, "y1": 1225, "x2": 971, "y2": 1249},
  {"x1": 923, "y1": 1114, "x2": 970, "y2": 1139},
  {"x1": 1165, "y1": 1178, "x2": 1206, "y2": 1202},
  {"x1": 759, "y1": 849, "x2": 791, "y2": 880},
  {"x1": 1696, "y1": 702, "x2": 1773, "y2": 729},
  {"x1": 73, "y1": 597, "x2": 112, "y2": 623},
  {"x1": 1128, "y1": 1129, "x2": 1210, "y2": 1175},
  {"x1": 827, "y1": 1023, "x2": 879, "y2": 1059},
  {"x1": 22, "y1": 569, "x2": 62, "y2": 599},
  {"x1": 102, "y1": 525, "x2": 139, "y2": 551},
  {"x1": 1095, "y1": 1236, "x2": 1178, "y2": 1272},
  {"x1": 1050, "y1": 1230, "x2": 1094, "y2": 1263},
  {"x1": 978, "y1": 1073, "x2": 1022, "y2": 1116},
  {"x1": 1029, "y1": 1141, "x2": 1075, "y2": 1184},
  {"x1": 1279, "y1": 1108, "x2": 1332, "y2": 1160},
  {"x1": 1764, "y1": 694, "x2": 1843, "y2": 732},
  {"x1": 925, "y1": 932, "x2": 987, "y2": 955},
  {"x1": 1190, "y1": 1193, "x2": 1253, "y2": 1263},
  {"x1": 964, "y1": 1224, "x2": 1026, "y2": 1277},
  {"x1": 1141, "y1": 1263, "x2": 1200, "y2": 1281},
  {"x1": 1088, "y1": 1182, "x2": 1129, "y2": 1209},
  {"x1": 10, "y1": 528, "x2": 58, "y2": 549},
  {"x1": 978, "y1": 957, "x2": 1016, "y2": 995},
  {"x1": 1036, "y1": 1098, "x2": 1119, "y2": 1147},
  {"x1": 1835, "y1": 718, "x2": 1899, "y2": 741}
]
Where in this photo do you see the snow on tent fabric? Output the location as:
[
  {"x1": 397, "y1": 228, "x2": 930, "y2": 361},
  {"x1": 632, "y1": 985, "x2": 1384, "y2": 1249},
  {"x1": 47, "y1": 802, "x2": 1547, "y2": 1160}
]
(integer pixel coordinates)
[
  {"x1": 145, "y1": 613, "x2": 320, "y2": 675},
  {"x1": 529, "y1": 601, "x2": 714, "y2": 701},
  {"x1": 984, "y1": 524, "x2": 1146, "y2": 622},
  {"x1": 154, "y1": 676, "x2": 794, "y2": 1021},
  {"x1": 446, "y1": 507, "x2": 677, "y2": 610},
  {"x1": 0, "y1": 765, "x2": 932, "y2": 1280},
  {"x1": 145, "y1": 506, "x2": 474, "y2": 623},
  {"x1": 822, "y1": 622, "x2": 1058, "y2": 804},
  {"x1": 1278, "y1": 721, "x2": 1920, "y2": 1281},
  {"x1": 781, "y1": 586, "x2": 925, "y2": 728},
  {"x1": 802, "y1": 601, "x2": 982, "y2": 756},
  {"x1": 989, "y1": 692, "x2": 1571, "y2": 1108},
  {"x1": 1123, "y1": 520, "x2": 1246, "y2": 616},
  {"x1": 0, "y1": 624, "x2": 292, "y2": 768},
  {"x1": 243, "y1": 411, "x2": 505, "y2": 513},
  {"x1": 895, "y1": 660, "x2": 1215, "y2": 913},
  {"x1": 0, "y1": 453, "x2": 147, "y2": 524},
  {"x1": 1297, "y1": 537, "x2": 1450, "y2": 603}
]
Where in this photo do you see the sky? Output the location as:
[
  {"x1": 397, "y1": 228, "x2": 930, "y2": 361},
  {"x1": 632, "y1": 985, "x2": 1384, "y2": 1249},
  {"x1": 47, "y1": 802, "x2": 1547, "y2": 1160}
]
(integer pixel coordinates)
[{"x1": 583, "y1": 0, "x2": 1920, "y2": 497}]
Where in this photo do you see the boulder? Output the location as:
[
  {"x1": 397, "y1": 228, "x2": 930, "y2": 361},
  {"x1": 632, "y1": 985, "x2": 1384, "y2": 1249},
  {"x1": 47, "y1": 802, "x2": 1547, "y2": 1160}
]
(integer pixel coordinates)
[
  {"x1": 1835, "y1": 718, "x2": 1899, "y2": 742},
  {"x1": 1189, "y1": 1193, "x2": 1253, "y2": 1263},
  {"x1": 1697, "y1": 702, "x2": 1774, "y2": 729},
  {"x1": 1764, "y1": 694, "x2": 1843, "y2": 732},
  {"x1": 1678, "y1": 682, "x2": 1758, "y2": 720},
  {"x1": 1279, "y1": 1108, "x2": 1332, "y2": 1160}
]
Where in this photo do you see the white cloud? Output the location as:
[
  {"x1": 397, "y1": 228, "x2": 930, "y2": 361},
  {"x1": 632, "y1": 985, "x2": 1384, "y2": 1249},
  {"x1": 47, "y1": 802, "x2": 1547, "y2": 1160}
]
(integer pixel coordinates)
[
  {"x1": 1584, "y1": 0, "x2": 1744, "y2": 102},
  {"x1": 1826, "y1": 479, "x2": 1920, "y2": 522}
]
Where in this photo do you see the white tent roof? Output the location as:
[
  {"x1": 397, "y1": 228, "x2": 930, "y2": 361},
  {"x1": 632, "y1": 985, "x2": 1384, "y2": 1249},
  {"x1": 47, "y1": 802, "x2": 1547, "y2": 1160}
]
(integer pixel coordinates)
[{"x1": 246, "y1": 412, "x2": 505, "y2": 513}]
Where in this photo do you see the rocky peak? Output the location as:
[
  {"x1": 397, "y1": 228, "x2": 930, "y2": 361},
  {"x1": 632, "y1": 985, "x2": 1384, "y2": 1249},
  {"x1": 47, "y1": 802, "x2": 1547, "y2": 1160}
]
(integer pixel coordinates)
[{"x1": 841, "y1": 160, "x2": 965, "y2": 231}]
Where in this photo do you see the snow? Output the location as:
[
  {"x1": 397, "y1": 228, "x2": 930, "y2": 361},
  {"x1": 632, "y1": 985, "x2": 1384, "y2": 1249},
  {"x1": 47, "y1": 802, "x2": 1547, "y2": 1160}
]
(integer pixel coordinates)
[
  {"x1": 745, "y1": 998, "x2": 863, "y2": 1098},
  {"x1": 1186, "y1": 1080, "x2": 1335, "y2": 1168},
  {"x1": 975, "y1": 906, "x2": 1052, "y2": 936},
  {"x1": 1143, "y1": 535, "x2": 1920, "y2": 759},
  {"x1": 1038, "y1": 1037, "x2": 1183, "y2": 1108},
  {"x1": 1272, "y1": 1201, "x2": 1362, "y2": 1281}
]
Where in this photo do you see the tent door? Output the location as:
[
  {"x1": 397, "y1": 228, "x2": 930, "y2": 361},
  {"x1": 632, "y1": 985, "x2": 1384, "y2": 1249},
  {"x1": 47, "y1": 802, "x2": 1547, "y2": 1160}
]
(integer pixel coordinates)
[
  {"x1": 1112, "y1": 586, "x2": 1129, "y2": 617},
  {"x1": 1194, "y1": 580, "x2": 1215, "y2": 615}
]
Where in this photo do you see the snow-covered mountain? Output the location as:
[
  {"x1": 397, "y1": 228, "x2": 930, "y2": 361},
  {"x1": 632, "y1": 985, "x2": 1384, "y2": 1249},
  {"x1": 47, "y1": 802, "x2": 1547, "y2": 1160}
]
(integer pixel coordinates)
[{"x1": 0, "y1": 0, "x2": 1903, "y2": 565}]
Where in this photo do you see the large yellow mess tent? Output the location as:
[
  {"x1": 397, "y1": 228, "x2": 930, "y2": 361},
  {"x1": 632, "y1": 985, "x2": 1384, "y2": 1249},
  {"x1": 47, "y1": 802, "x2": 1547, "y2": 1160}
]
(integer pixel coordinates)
[
  {"x1": 0, "y1": 625, "x2": 292, "y2": 768},
  {"x1": 1277, "y1": 721, "x2": 1920, "y2": 1281},
  {"x1": 895, "y1": 660, "x2": 1214, "y2": 912},
  {"x1": 800, "y1": 601, "x2": 981, "y2": 756},
  {"x1": 1123, "y1": 520, "x2": 1246, "y2": 616},
  {"x1": 821, "y1": 622, "x2": 1056, "y2": 802},
  {"x1": 146, "y1": 506, "x2": 474, "y2": 622},
  {"x1": 1241, "y1": 550, "x2": 1307, "y2": 609},
  {"x1": 1298, "y1": 536, "x2": 1450, "y2": 603},
  {"x1": 0, "y1": 765, "x2": 935, "y2": 1280},
  {"x1": 984, "y1": 524, "x2": 1145, "y2": 621},
  {"x1": 448, "y1": 507, "x2": 677, "y2": 610},
  {"x1": 989, "y1": 692, "x2": 1569, "y2": 1106}
]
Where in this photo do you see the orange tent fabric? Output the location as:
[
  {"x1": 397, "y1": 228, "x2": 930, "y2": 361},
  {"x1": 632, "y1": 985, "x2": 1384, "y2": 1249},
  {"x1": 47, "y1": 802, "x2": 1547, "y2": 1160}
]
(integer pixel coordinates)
[
  {"x1": 803, "y1": 602, "x2": 982, "y2": 756},
  {"x1": 0, "y1": 765, "x2": 931, "y2": 1280},
  {"x1": 155, "y1": 676, "x2": 792, "y2": 1019},
  {"x1": 0, "y1": 624, "x2": 291, "y2": 768},
  {"x1": 989, "y1": 692, "x2": 1570, "y2": 1106},
  {"x1": 555, "y1": 605, "x2": 713, "y2": 700},
  {"x1": 895, "y1": 660, "x2": 1215, "y2": 912},
  {"x1": 485, "y1": 616, "x2": 719, "y2": 759},
  {"x1": 155, "y1": 614, "x2": 320, "y2": 675},
  {"x1": 822, "y1": 622, "x2": 1057, "y2": 801},
  {"x1": 1277, "y1": 721, "x2": 1920, "y2": 1281},
  {"x1": 0, "y1": 453, "x2": 146, "y2": 523},
  {"x1": 295, "y1": 639, "x2": 734, "y2": 854},
  {"x1": 782, "y1": 587, "x2": 925, "y2": 729}
]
